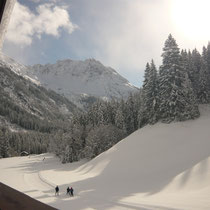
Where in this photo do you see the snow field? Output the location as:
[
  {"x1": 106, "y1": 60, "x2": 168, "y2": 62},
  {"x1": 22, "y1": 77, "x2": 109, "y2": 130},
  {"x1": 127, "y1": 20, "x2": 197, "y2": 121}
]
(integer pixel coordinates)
[{"x1": 0, "y1": 105, "x2": 210, "y2": 210}]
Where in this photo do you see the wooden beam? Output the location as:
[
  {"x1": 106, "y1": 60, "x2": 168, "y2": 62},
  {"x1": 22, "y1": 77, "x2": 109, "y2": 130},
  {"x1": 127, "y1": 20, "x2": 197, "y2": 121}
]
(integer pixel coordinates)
[
  {"x1": 0, "y1": 0, "x2": 7, "y2": 23},
  {"x1": 0, "y1": 182, "x2": 58, "y2": 210}
]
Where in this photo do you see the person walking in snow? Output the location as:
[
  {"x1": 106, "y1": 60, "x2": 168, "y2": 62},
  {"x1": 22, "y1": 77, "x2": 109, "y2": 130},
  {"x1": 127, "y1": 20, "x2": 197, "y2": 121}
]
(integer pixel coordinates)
[
  {"x1": 70, "y1": 187, "x2": 74, "y2": 196},
  {"x1": 66, "y1": 186, "x2": 70, "y2": 195},
  {"x1": 55, "y1": 185, "x2": 59, "y2": 196}
]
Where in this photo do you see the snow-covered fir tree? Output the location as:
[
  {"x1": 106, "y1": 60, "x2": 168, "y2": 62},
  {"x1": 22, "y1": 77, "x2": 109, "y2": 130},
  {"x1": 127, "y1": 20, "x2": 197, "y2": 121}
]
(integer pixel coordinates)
[
  {"x1": 124, "y1": 94, "x2": 138, "y2": 134},
  {"x1": 204, "y1": 43, "x2": 210, "y2": 92},
  {"x1": 0, "y1": 128, "x2": 10, "y2": 158},
  {"x1": 197, "y1": 47, "x2": 210, "y2": 103},
  {"x1": 115, "y1": 100, "x2": 126, "y2": 132},
  {"x1": 142, "y1": 60, "x2": 159, "y2": 124},
  {"x1": 188, "y1": 49, "x2": 202, "y2": 98},
  {"x1": 158, "y1": 34, "x2": 199, "y2": 121}
]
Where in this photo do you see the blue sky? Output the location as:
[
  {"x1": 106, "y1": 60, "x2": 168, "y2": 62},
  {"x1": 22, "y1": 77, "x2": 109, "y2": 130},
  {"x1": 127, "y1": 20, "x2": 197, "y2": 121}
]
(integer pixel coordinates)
[{"x1": 3, "y1": 0, "x2": 210, "y2": 87}]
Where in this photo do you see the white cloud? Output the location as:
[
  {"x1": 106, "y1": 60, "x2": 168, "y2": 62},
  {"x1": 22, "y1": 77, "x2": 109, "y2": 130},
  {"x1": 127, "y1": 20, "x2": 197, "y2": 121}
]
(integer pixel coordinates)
[
  {"x1": 90, "y1": 0, "x2": 172, "y2": 75},
  {"x1": 6, "y1": 2, "x2": 77, "y2": 46}
]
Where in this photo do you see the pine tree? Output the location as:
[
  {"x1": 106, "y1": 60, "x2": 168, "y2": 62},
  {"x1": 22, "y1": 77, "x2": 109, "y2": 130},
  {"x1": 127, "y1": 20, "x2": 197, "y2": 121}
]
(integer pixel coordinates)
[
  {"x1": 188, "y1": 49, "x2": 202, "y2": 97},
  {"x1": 158, "y1": 34, "x2": 199, "y2": 121},
  {"x1": 180, "y1": 49, "x2": 199, "y2": 115},
  {"x1": 205, "y1": 43, "x2": 210, "y2": 92},
  {"x1": 198, "y1": 47, "x2": 210, "y2": 103},
  {"x1": 0, "y1": 128, "x2": 10, "y2": 158},
  {"x1": 142, "y1": 60, "x2": 159, "y2": 124},
  {"x1": 125, "y1": 94, "x2": 137, "y2": 134},
  {"x1": 136, "y1": 89, "x2": 144, "y2": 128},
  {"x1": 115, "y1": 100, "x2": 126, "y2": 132}
]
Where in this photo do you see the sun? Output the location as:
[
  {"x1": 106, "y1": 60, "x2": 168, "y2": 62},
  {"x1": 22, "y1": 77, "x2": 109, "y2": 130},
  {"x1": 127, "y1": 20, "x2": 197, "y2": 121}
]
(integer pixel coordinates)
[{"x1": 171, "y1": 0, "x2": 210, "y2": 42}]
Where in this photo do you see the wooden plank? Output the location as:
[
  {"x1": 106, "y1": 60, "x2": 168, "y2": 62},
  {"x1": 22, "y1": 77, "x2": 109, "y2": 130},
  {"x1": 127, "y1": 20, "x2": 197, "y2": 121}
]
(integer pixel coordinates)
[
  {"x1": 0, "y1": 0, "x2": 7, "y2": 23},
  {"x1": 0, "y1": 182, "x2": 58, "y2": 210}
]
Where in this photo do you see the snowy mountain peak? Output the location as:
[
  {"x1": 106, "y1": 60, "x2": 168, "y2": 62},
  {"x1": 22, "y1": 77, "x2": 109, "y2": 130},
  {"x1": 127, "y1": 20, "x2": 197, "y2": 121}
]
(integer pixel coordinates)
[
  {"x1": 0, "y1": 53, "x2": 138, "y2": 109},
  {"x1": 28, "y1": 58, "x2": 139, "y2": 108}
]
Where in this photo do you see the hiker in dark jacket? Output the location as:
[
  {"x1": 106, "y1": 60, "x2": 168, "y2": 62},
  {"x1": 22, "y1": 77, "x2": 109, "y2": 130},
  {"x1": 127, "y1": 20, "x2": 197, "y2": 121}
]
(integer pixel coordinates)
[
  {"x1": 55, "y1": 186, "x2": 59, "y2": 196},
  {"x1": 70, "y1": 187, "x2": 74, "y2": 196},
  {"x1": 66, "y1": 187, "x2": 70, "y2": 195}
]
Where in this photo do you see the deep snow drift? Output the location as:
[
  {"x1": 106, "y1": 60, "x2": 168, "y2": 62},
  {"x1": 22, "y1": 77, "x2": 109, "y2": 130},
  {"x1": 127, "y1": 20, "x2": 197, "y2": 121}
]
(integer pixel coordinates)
[{"x1": 0, "y1": 105, "x2": 210, "y2": 210}]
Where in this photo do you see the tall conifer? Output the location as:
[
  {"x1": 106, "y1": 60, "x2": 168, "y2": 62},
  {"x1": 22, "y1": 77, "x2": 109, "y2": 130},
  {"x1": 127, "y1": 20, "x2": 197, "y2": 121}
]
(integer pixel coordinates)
[{"x1": 158, "y1": 34, "x2": 199, "y2": 121}]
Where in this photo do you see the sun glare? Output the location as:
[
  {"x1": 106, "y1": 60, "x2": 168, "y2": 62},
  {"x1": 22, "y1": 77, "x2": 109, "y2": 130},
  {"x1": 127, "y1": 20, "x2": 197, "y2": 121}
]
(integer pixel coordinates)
[{"x1": 172, "y1": 0, "x2": 210, "y2": 41}]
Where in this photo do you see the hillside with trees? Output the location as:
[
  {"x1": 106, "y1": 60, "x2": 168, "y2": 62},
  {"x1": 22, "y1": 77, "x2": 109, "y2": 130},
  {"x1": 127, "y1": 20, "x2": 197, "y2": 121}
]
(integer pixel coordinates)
[
  {"x1": 50, "y1": 34, "x2": 210, "y2": 163},
  {"x1": 0, "y1": 66, "x2": 79, "y2": 158},
  {"x1": 1, "y1": 34, "x2": 210, "y2": 162}
]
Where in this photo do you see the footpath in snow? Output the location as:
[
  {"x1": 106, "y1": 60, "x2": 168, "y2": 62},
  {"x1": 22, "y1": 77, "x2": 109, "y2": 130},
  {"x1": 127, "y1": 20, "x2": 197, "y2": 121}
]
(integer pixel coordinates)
[{"x1": 0, "y1": 105, "x2": 210, "y2": 210}]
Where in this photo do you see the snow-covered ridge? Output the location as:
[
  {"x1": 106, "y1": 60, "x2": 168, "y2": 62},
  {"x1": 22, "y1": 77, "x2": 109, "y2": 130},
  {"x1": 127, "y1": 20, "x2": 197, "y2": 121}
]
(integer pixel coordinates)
[
  {"x1": 1, "y1": 105, "x2": 210, "y2": 210},
  {"x1": 28, "y1": 58, "x2": 139, "y2": 105},
  {"x1": 0, "y1": 53, "x2": 138, "y2": 108},
  {"x1": 0, "y1": 52, "x2": 40, "y2": 85}
]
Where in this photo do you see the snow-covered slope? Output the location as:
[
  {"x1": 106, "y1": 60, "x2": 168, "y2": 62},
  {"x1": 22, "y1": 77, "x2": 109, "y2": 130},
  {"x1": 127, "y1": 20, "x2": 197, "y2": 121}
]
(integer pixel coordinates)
[
  {"x1": 0, "y1": 52, "x2": 40, "y2": 85},
  {"x1": 28, "y1": 59, "x2": 138, "y2": 107},
  {"x1": 0, "y1": 62, "x2": 78, "y2": 131},
  {"x1": 1, "y1": 105, "x2": 210, "y2": 210}
]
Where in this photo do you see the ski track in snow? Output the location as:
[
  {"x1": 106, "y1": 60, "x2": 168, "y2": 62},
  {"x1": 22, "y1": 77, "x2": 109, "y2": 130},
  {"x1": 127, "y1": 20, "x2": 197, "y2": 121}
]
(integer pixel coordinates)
[
  {"x1": 1, "y1": 153, "x2": 208, "y2": 210},
  {"x1": 22, "y1": 156, "x2": 55, "y2": 193},
  {"x1": 24, "y1": 172, "x2": 50, "y2": 191}
]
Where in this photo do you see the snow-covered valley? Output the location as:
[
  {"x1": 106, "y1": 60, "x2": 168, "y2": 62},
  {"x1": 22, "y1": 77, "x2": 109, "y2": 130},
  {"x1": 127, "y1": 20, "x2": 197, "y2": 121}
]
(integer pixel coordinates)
[{"x1": 0, "y1": 105, "x2": 210, "y2": 210}]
